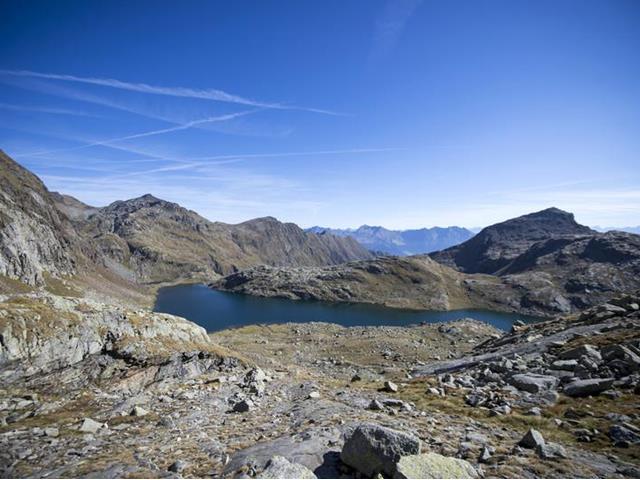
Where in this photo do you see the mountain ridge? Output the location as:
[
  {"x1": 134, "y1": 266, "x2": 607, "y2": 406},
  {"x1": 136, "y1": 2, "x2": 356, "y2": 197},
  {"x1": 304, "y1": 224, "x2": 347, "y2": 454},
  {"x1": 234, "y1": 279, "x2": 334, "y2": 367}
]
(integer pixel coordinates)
[
  {"x1": 306, "y1": 224, "x2": 475, "y2": 255},
  {"x1": 1, "y1": 152, "x2": 373, "y2": 292},
  {"x1": 216, "y1": 208, "x2": 640, "y2": 316},
  {"x1": 430, "y1": 207, "x2": 596, "y2": 274}
]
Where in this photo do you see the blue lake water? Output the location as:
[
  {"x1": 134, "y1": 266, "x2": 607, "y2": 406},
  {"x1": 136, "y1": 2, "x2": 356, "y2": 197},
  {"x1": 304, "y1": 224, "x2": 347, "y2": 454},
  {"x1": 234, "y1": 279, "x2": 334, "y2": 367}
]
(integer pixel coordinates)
[{"x1": 153, "y1": 283, "x2": 540, "y2": 332}]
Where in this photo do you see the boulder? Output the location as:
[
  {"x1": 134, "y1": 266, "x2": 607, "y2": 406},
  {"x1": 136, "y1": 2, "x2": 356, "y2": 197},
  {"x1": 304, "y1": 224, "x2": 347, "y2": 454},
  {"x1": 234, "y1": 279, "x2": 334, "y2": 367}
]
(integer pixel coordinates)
[
  {"x1": 559, "y1": 345, "x2": 601, "y2": 361},
  {"x1": 384, "y1": 381, "x2": 399, "y2": 393},
  {"x1": 393, "y1": 453, "x2": 478, "y2": 479},
  {"x1": 550, "y1": 359, "x2": 578, "y2": 370},
  {"x1": 233, "y1": 399, "x2": 254, "y2": 413},
  {"x1": 131, "y1": 405, "x2": 149, "y2": 417},
  {"x1": 519, "y1": 428, "x2": 545, "y2": 449},
  {"x1": 508, "y1": 373, "x2": 559, "y2": 393},
  {"x1": 609, "y1": 425, "x2": 640, "y2": 446},
  {"x1": 602, "y1": 345, "x2": 640, "y2": 371},
  {"x1": 43, "y1": 427, "x2": 59, "y2": 437},
  {"x1": 563, "y1": 378, "x2": 614, "y2": 397},
  {"x1": 223, "y1": 427, "x2": 343, "y2": 478},
  {"x1": 79, "y1": 417, "x2": 105, "y2": 434},
  {"x1": 258, "y1": 456, "x2": 317, "y2": 479},
  {"x1": 536, "y1": 442, "x2": 567, "y2": 459},
  {"x1": 340, "y1": 423, "x2": 420, "y2": 477},
  {"x1": 245, "y1": 367, "x2": 267, "y2": 383}
]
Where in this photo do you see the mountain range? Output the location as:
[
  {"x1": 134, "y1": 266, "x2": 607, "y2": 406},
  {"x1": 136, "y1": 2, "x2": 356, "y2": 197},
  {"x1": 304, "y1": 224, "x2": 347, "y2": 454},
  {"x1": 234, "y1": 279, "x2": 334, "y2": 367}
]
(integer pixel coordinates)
[
  {"x1": 216, "y1": 207, "x2": 640, "y2": 316},
  {"x1": 3, "y1": 149, "x2": 639, "y2": 319},
  {"x1": 0, "y1": 150, "x2": 371, "y2": 294},
  {"x1": 594, "y1": 226, "x2": 640, "y2": 235},
  {"x1": 306, "y1": 225, "x2": 475, "y2": 255}
]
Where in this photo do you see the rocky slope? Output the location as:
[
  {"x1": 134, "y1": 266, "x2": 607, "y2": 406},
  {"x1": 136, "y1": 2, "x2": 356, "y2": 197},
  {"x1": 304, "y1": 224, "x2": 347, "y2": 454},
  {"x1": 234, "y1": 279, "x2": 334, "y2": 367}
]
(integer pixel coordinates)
[
  {"x1": 3, "y1": 291, "x2": 639, "y2": 478},
  {"x1": 77, "y1": 194, "x2": 373, "y2": 285},
  {"x1": 213, "y1": 255, "x2": 531, "y2": 314},
  {"x1": 50, "y1": 192, "x2": 98, "y2": 221},
  {"x1": 0, "y1": 151, "x2": 82, "y2": 286},
  {"x1": 307, "y1": 225, "x2": 475, "y2": 256},
  {"x1": 430, "y1": 208, "x2": 595, "y2": 274},
  {"x1": 498, "y1": 230, "x2": 640, "y2": 310}
]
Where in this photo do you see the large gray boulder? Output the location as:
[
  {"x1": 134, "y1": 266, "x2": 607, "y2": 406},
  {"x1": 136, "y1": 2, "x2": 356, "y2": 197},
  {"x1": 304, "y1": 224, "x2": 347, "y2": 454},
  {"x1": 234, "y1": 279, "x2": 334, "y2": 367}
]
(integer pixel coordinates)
[
  {"x1": 224, "y1": 427, "x2": 343, "y2": 478},
  {"x1": 340, "y1": 423, "x2": 421, "y2": 477},
  {"x1": 563, "y1": 378, "x2": 614, "y2": 397},
  {"x1": 508, "y1": 373, "x2": 559, "y2": 393},
  {"x1": 393, "y1": 453, "x2": 478, "y2": 479},
  {"x1": 536, "y1": 442, "x2": 567, "y2": 459},
  {"x1": 258, "y1": 456, "x2": 317, "y2": 479},
  {"x1": 559, "y1": 344, "x2": 601, "y2": 361}
]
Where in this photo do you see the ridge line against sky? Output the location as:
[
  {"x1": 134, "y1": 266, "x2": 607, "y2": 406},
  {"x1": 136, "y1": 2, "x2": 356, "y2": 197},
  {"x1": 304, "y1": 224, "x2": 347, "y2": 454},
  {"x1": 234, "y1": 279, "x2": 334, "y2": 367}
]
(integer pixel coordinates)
[{"x1": 0, "y1": 0, "x2": 638, "y2": 228}]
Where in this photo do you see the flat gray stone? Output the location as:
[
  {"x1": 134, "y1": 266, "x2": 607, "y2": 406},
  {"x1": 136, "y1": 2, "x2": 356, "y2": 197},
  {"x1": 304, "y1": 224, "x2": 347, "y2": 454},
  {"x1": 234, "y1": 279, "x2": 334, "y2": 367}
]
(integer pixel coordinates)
[
  {"x1": 258, "y1": 456, "x2": 317, "y2": 479},
  {"x1": 508, "y1": 373, "x2": 558, "y2": 393},
  {"x1": 563, "y1": 378, "x2": 614, "y2": 397},
  {"x1": 560, "y1": 345, "x2": 601, "y2": 361},
  {"x1": 393, "y1": 453, "x2": 478, "y2": 479},
  {"x1": 79, "y1": 418, "x2": 104, "y2": 434},
  {"x1": 536, "y1": 442, "x2": 567, "y2": 459}
]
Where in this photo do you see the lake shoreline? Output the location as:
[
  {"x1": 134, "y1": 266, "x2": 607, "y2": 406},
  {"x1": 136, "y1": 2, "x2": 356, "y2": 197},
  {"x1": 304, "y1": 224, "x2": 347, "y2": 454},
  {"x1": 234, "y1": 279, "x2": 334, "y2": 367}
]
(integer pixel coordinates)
[{"x1": 154, "y1": 283, "x2": 542, "y2": 333}]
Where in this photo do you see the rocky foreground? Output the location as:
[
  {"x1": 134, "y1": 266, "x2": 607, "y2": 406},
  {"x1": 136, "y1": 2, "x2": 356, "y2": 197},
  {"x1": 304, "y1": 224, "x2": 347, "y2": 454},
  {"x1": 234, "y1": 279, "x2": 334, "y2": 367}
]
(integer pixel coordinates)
[{"x1": 2, "y1": 288, "x2": 640, "y2": 478}]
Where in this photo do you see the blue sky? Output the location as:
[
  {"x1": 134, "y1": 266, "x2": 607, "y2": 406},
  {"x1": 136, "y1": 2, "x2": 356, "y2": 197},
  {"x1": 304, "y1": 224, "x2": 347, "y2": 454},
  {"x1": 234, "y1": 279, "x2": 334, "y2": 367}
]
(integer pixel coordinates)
[{"x1": 0, "y1": 0, "x2": 639, "y2": 228}]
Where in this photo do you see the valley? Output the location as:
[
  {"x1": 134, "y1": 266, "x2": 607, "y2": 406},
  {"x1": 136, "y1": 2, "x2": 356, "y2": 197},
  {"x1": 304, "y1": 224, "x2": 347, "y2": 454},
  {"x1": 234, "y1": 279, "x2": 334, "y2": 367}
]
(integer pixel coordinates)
[{"x1": 1, "y1": 151, "x2": 640, "y2": 479}]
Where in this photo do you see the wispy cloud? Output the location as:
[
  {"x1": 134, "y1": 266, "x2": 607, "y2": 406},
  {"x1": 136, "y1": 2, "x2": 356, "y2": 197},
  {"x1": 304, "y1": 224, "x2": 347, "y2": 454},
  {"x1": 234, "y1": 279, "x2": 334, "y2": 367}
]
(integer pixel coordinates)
[
  {"x1": 0, "y1": 102, "x2": 99, "y2": 117},
  {"x1": 13, "y1": 109, "x2": 259, "y2": 159},
  {"x1": 371, "y1": 0, "x2": 422, "y2": 61},
  {"x1": 0, "y1": 69, "x2": 345, "y2": 116}
]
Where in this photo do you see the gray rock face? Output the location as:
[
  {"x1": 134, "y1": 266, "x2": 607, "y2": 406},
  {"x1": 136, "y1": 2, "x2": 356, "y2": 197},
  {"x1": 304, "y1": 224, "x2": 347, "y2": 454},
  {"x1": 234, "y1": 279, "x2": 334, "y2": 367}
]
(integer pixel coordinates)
[
  {"x1": 79, "y1": 418, "x2": 104, "y2": 434},
  {"x1": 550, "y1": 359, "x2": 578, "y2": 370},
  {"x1": 0, "y1": 294, "x2": 221, "y2": 382},
  {"x1": 224, "y1": 427, "x2": 343, "y2": 478},
  {"x1": 258, "y1": 456, "x2": 317, "y2": 479},
  {"x1": 560, "y1": 345, "x2": 602, "y2": 361},
  {"x1": 536, "y1": 442, "x2": 567, "y2": 459},
  {"x1": 563, "y1": 378, "x2": 614, "y2": 397},
  {"x1": 393, "y1": 452, "x2": 478, "y2": 479},
  {"x1": 340, "y1": 423, "x2": 421, "y2": 477},
  {"x1": 609, "y1": 425, "x2": 640, "y2": 446},
  {"x1": 0, "y1": 151, "x2": 80, "y2": 285},
  {"x1": 519, "y1": 428, "x2": 545, "y2": 449},
  {"x1": 508, "y1": 373, "x2": 559, "y2": 393}
]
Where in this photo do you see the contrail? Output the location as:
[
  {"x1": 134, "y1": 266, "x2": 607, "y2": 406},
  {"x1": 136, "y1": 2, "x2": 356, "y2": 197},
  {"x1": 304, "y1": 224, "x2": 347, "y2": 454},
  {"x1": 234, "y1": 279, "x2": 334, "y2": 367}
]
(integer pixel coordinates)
[{"x1": 0, "y1": 69, "x2": 346, "y2": 116}]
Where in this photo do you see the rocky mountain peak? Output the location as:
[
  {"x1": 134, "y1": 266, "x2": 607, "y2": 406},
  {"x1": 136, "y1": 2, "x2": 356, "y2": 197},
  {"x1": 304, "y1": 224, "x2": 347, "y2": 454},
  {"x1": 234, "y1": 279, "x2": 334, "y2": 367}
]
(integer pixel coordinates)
[{"x1": 430, "y1": 207, "x2": 596, "y2": 274}]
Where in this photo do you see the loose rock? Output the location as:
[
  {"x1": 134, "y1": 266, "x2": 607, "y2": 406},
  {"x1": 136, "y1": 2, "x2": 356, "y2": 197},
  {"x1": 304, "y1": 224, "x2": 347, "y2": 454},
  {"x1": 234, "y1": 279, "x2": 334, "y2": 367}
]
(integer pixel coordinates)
[{"x1": 340, "y1": 423, "x2": 420, "y2": 477}]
